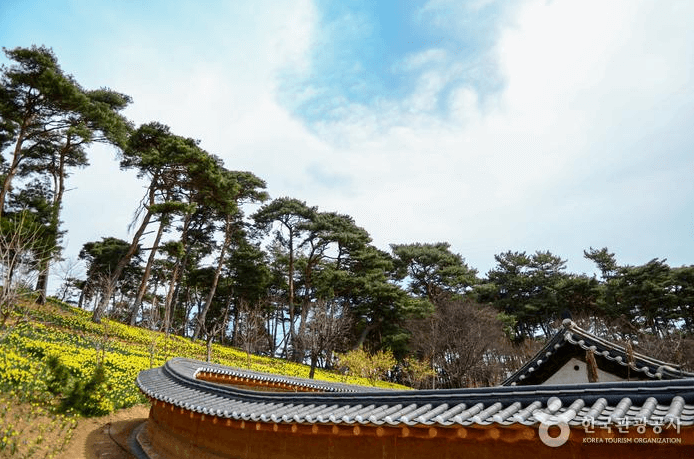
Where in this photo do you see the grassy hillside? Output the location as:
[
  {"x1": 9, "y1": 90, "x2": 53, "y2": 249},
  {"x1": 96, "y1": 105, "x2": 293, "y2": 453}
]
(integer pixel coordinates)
[{"x1": 0, "y1": 297, "x2": 405, "y2": 457}]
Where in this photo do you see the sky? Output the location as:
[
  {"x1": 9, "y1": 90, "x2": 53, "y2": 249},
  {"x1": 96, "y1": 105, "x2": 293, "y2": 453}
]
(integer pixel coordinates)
[{"x1": 1, "y1": 0, "x2": 693, "y2": 290}]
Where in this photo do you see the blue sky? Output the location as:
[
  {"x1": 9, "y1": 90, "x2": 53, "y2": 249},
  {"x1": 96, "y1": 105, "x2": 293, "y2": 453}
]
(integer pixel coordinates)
[
  {"x1": 279, "y1": 0, "x2": 510, "y2": 122},
  {"x1": 1, "y1": 0, "x2": 694, "y2": 287}
]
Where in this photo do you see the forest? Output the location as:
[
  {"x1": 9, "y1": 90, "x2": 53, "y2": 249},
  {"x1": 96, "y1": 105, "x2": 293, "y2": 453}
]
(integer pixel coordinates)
[{"x1": 2, "y1": 45, "x2": 694, "y2": 389}]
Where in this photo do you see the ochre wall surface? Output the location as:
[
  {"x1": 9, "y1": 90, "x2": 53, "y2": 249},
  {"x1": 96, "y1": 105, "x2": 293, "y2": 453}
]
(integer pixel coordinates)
[{"x1": 141, "y1": 401, "x2": 694, "y2": 459}]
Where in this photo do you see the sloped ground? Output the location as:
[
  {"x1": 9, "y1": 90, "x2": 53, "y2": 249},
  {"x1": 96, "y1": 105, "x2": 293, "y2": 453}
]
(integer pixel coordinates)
[
  {"x1": 57, "y1": 405, "x2": 149, "y2": 459},
  {"x1": 0, "y1": 300, "x2": 404, "y2": 458},
  {"x1": 0, "y1": 398, "x2": 148, "y2": 459}
]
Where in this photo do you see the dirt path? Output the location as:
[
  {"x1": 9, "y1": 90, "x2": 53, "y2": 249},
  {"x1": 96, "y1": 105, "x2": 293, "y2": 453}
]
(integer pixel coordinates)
[{"x1": 57, "y1": 405, "x2": 150, "y2": 459}]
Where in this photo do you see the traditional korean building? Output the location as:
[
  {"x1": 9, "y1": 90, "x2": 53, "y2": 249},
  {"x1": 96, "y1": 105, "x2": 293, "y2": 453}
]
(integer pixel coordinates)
[
  {"x1": 136, "y1": 354, "x2": 694, "y2": 458},
  {"x1": 503, "y1": 319, "x2": 694, "y2": 386}
]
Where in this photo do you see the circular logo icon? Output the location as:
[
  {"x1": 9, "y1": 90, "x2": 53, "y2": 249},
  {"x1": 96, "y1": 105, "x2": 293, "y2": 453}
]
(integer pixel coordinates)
[{"x1": 539, "y1": 421, "x2": 570, "y2": 447}]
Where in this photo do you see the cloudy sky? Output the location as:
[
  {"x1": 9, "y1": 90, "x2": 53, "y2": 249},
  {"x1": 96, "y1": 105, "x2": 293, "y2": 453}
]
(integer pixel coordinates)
[{"x1": 1, "y1": 0, "x2": 693, "y2": 286}]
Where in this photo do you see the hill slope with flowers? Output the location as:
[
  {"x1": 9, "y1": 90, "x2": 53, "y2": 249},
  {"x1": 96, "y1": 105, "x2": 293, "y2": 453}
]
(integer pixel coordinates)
[{"x1": 0, "y1": 298, "x2": 405, "y2": 458}]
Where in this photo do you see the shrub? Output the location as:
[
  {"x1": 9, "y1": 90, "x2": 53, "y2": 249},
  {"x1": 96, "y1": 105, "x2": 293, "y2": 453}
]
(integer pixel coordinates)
[
  {"x1": 336, "y1": 348, "x2": 396, "y2": 385},
  {"x1": 45, "y1": 355, "x2": 113, "y2": 416}
]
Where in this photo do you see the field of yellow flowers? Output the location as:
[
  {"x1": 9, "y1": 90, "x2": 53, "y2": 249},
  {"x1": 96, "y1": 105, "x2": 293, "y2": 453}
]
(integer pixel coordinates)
[
  {"x1": 0, "y1": 298, "x2": 404, "y2": 457},
  {"x1": 3, "y1": 298, "x2": 404, "y2": 407}
]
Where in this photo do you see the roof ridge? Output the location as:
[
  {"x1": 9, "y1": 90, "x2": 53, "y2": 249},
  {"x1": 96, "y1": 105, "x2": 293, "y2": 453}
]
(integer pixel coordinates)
[{"x1": 563, "y1": 320, "x2": 683, "y2": 369}]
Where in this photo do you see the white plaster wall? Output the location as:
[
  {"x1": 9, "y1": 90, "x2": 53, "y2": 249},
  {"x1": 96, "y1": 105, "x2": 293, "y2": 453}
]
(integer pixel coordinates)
[{"x1": 542, "y1": 357, "x2": 625, "y2": 385}]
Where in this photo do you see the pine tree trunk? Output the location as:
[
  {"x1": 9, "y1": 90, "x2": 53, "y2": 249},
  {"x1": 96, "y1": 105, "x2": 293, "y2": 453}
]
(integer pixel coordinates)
[
  {"x1": 162, "y1": 213, "x2": 191, "y2": 336},
  {"x1": 92, "y1": 207, "x2": 153, "y2": 323},
  {"x1": 128, "y1": 217, "x2": 166, "y2": 325},
  {"x1": 0, "y1": 116, "x2": 29, "y2": 213},
  {"x1": 193, "y1": 215, "x2": 233, "y2": 341}
]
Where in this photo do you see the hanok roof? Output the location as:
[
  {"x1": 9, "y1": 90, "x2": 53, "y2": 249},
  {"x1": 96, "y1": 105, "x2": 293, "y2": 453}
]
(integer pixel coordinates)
[
  {"x1": 137, "y1": 357, "x2": 694, "y2": 429},
  {"x1": 502, "y1": 319, "x2": 694, "y2": 386}
]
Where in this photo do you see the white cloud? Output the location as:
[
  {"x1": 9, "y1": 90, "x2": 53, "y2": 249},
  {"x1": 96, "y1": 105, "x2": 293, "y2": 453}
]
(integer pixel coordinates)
[{"x1": 286, "y1": 0, "x2": 694, "y2": 274}]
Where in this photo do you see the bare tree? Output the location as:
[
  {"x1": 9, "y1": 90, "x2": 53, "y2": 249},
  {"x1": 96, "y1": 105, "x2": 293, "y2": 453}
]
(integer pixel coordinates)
[
  {"x1": 0, "y1": 213, "x2": 44, "y2": 325},
  {"x1": 205, "y1": 321, "x2": 225, "y2": 363},
  {"x1": 234, "y1": 300, "x2": 269, "y2": 363},
  {"x1": 54, "y1": 257, "x2": 83, "y2": 303},
  {"x1": 407, "y1": 297, "x2": 510, "y2": 388},
  {"x1": 298, "y1": 300, "x2": 352, "y2": 379}
]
